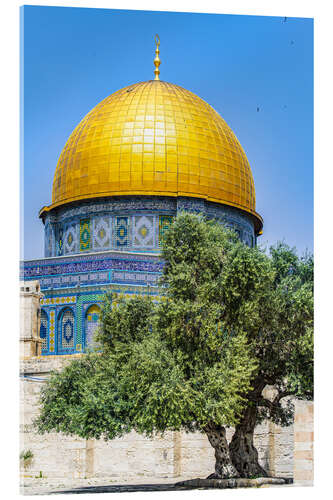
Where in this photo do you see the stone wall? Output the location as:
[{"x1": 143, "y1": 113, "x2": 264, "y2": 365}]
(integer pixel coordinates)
[
  {"x1": 20, "y1": 281, "x2": 43, "y2": 359},
  {"x1": 293, "y1": 399, "x2": 314, "y2": 486},
  {"x1": 20, "y1": 356, "x2": 303, "y2": 485}
]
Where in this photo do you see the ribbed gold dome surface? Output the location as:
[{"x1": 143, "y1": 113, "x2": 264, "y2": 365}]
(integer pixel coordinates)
[{"x1": 49, "y1": 80, "x2": 260, "y2": 222}]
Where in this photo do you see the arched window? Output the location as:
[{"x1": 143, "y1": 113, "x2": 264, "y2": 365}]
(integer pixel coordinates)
[
  {"x1": 40, "y1": 309, "x2": 48, "y2": 353},
  {"x1": 85, "y1": 304, "x2": 101, "y2": 350},
  {"x1": 58, "y1": 308, "x2": 75, "y2": 353}
]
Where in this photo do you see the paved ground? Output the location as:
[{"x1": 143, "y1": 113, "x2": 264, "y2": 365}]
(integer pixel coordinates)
[
  {"x1": 53, "y1": 483, "x2": 198, "y2": 495},
  {"x1": 21, "y1": 476, "x2": 194, "y2": 496},
  {"x1": 21, "y1": 477, "x2": 295, "y2": 495}
]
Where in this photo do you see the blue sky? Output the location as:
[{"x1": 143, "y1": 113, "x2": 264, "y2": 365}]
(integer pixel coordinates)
[{"x1": 21, "y1": 5, "x2": 313, "y2": 259}]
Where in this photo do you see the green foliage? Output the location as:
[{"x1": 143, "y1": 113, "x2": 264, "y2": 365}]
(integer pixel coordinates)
[
  {"x1": 35, "y1": 215, "x2": 258, "y2": 439},
  {"x1": 36, "y1": 298, "x2": 256, "y2": 438},
  {"x1": 35, "y1": 354, "x2": 129, "y2": 440},
  {"x1": 35, "y1": 214, "x2": 313, "y2": 442},
  {"x1": 98, "y1": 294, "x2": 154, "y2": 349},
  {"x1": 254, "y1": 242, "x2": 314, "y2": 425},
  {"x1": 20, "y1": 449, "x2": 34, "y2": 462},
  {"x1": 270, "y1": 243, "x2": 314, "y2": 402}
]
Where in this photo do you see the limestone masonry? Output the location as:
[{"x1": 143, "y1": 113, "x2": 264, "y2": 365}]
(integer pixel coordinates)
[{"x1": 20, "y1": 355, "x2": 289, "y2": 483}]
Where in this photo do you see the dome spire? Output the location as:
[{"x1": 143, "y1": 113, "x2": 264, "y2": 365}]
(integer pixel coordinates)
[{"x1": 154, "y1": 34, "x2": 161, "y2": 81}]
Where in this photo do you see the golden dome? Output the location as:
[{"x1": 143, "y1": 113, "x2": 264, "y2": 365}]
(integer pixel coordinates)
[{"x1": 43, "y1": 80, "x2": 262, "y2": 230}]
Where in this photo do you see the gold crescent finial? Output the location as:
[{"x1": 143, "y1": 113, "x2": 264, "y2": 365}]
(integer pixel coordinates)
[{"x1": 154, "y1": 34, "x2": 161, "y2": 81}]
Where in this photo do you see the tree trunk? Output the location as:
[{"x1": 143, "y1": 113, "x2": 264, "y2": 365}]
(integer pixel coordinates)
[
  {"x1": 229, "y1": 405, "x2": 268, "y2": 478},
  {"x1": 204, "y1": 423, "x2": 239, "y2": 479}
]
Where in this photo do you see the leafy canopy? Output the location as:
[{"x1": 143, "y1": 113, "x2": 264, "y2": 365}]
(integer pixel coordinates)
[
  {"x1": 35, "y1": 214, "x2": 313, "y2": 440},
  {"x1": 35, "y1": 215, "x2": 259, "y2": 439}
]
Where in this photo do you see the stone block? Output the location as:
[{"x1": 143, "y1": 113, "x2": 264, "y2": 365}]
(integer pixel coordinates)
[
  {"x1": 294, "y1": 460, "x2": 313, "y2": 471},
  {"x1": 294, "y1": 441, "x2": 313, "y2": 451},
  {"x1": 294, "y1": 470, "x2": 314, "y2": 481},
  {"x1": 294, "y1": 422, "x2": 313, "y2": 433},
  {"x1": 294, "y1": 450, "x2": 313, "y2": 461},
  {"x1": 294, "y1": 431, "x2": 314, "y2": 442},
  {"x1": 64, "y1": 441, "x2": 86, "y2": 450}
]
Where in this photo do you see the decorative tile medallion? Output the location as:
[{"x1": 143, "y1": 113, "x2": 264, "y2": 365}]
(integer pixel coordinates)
[
  {"x1": 133, "y1": 215, "x2": 154, "y2": 248},
  {"x1": 93, "y1": 216, "x2": 111, "y2": 249},
  {"x1": 115, "y1": 216, "x2": 129, "y2": 247},
  {"x1": 64, "y1": 223, "x2": 77, "y2": 254},
  {"x1": 80, "y1": 219, "x2": 91, "y2": 251}
]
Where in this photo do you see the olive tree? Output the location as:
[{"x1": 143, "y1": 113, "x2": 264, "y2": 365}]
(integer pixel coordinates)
[{"x1": 35, "y1": 214, "x2": 313, "y2": 479}]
